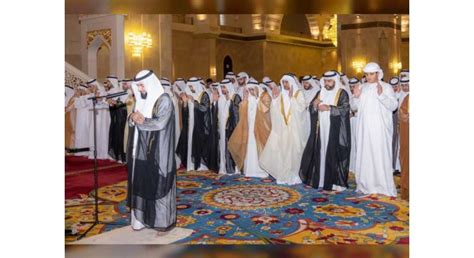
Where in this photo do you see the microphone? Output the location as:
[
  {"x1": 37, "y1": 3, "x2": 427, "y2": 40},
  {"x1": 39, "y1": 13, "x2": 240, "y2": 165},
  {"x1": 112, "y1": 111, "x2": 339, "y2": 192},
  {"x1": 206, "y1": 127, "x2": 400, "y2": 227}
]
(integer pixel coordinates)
[
  {"x1": 104, "y1": 91, "x2": 128, "y2": 99},
  {"x1": 88, "y1": 91, "x2": 128, "y2": 100}
]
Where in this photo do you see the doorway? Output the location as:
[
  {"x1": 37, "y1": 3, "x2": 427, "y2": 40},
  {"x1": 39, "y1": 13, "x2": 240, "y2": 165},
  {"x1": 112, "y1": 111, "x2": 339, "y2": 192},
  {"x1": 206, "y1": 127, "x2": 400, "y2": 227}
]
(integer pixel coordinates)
[{"x1": 223, "y1": 55, "x2": 233, "y2": 75}]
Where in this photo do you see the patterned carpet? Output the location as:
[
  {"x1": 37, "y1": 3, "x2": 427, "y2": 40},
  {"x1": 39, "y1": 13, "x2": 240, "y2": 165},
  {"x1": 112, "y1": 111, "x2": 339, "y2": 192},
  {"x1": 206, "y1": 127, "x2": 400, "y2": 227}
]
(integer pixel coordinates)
[
  {"x1": 65, "y1": 156, "x2": 128, "y2": 199},
  {"x1": 65, "y1": 170, "x2": 408, "y2": 244}
]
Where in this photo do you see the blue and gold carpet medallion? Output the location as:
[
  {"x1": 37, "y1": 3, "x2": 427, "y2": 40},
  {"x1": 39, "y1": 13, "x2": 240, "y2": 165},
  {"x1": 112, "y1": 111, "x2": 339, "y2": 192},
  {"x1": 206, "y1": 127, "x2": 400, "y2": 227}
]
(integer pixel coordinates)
[{"x1": 203, "y1": 184, "x2": 301, "y2": 210}]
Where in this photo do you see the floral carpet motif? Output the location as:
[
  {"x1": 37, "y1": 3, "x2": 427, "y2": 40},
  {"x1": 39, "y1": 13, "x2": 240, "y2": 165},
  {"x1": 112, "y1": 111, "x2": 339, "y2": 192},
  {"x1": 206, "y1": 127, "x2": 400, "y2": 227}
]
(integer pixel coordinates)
[
  {"x1": 202, "y1": 184, "x2": 301, "y2": 210},
  {"x1": 65, "y1": 170, "x2": 408, "y2": 244}
]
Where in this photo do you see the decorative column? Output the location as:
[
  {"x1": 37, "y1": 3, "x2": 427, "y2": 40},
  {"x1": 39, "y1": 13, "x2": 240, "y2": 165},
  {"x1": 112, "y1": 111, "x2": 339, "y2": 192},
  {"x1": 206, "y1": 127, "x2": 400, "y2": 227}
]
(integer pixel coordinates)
[{"x1": 158, "y1": 14, "x2": 173, "y2": 79}]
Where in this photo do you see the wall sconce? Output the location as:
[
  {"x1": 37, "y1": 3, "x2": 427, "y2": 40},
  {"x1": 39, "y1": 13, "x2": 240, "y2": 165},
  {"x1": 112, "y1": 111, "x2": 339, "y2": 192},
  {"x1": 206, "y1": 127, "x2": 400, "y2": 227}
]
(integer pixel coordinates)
[
  {"x1": 252, "y1": 14, "x2": 263, "y2": 31},
  {"x1": 128, "y1": 32, "x2": 152, "y2": 58},
  {"x1": 352, "y1": 61, "x2": 365, "y2": 73},
  {"x1": 310, "y1": 26, "x2": 320, "y2": 39},
  {"x1": 210, "y1": 66, "x2": 217, "y2": 77},
  {"x1": 390, "y1": 61, "x2": 402, "y2": 73},
  {"x1": 196, "y1": 14, "x2": 207, "y2": 22}
]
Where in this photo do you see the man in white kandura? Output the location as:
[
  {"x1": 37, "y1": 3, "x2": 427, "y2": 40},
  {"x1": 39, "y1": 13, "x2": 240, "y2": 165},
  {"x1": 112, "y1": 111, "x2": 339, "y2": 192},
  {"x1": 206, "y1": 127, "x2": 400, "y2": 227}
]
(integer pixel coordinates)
[
  {"x1": 242, "y1": 79, "x2": 269, "y2": 178},
  {"x1": 262, "y1": 76, "x2": 279, "y2": 100},
  {"x1": 259, "y1": 74, "x2": 310, "y2": 185},
  {"x1": 236, "y1": 72, "x2": 250, "y2": 99},
  {"x1": 85, "y1": 79, "x2": 111, "y2": 160},
  {"x1": 73, "y1": 84, "x2": 91, "y2": 156},
  {"x1": 348, "y1": 77, "x2": 360, "y2": 174},
  {"x1": 301, "y1": 75, "x2": 321, "y2": 108},
  {"x1": 352, "y1": 62, "x2": 398, "y2": 196}
]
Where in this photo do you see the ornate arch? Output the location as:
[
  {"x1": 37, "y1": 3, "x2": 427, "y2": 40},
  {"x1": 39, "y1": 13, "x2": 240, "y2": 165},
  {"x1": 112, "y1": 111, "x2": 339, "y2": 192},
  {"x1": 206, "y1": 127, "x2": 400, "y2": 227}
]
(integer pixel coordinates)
[{"x1": 79, "y1": 15, "x2": 125, "y2": 79}]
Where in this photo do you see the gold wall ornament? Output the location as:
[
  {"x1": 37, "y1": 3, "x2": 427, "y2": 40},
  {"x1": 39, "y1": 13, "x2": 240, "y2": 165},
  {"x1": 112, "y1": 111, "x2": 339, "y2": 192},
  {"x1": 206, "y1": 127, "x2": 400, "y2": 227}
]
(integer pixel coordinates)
[
  {"x1": 86, "y1": 29, "x2": 112, "y2": 48},
  {"x1": 127, "y1": 32, "x2": 153, "y2": 58},
  {"x1": 327, "y1": 15, "x2": 338, "y2": 47},
  {"x1": 65, "y1": 70, "x2": 85, "y2": 89}
]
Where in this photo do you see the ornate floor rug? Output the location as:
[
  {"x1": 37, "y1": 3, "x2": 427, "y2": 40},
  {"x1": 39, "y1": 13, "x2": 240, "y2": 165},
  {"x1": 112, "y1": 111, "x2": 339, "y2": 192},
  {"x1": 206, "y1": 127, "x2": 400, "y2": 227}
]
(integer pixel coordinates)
[{"x1": 65, "y1": 170, "x2": 408, "y2": 244}]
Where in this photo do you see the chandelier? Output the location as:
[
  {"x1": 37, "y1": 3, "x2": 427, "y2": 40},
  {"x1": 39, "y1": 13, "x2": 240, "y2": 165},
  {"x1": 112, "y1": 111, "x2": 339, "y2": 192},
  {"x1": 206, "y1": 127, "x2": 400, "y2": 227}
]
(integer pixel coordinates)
[{"x1": 128, "y1": 32, "x2": 152, "y2": 57}]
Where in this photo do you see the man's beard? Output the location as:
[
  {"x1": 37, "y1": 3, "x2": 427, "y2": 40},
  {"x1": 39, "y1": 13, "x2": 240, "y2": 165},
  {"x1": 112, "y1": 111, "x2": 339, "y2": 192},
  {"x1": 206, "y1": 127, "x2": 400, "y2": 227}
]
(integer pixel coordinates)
[
  {"x1": 325, "y1": 84, "x2": 335, "y2": 90},
  {"x1": 140, "y1": 92, "x2": 148, "y2": 99},
  {"x1": 304, "y1": 85, "x2": 312, "y2": 90}
]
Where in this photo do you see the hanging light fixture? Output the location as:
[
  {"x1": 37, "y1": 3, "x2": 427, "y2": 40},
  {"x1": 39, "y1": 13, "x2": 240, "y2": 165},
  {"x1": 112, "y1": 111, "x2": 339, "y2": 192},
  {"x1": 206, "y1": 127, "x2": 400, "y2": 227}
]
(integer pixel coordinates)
[{"x1": 128, "y1": 32, "x2": 152, "y2": 58}]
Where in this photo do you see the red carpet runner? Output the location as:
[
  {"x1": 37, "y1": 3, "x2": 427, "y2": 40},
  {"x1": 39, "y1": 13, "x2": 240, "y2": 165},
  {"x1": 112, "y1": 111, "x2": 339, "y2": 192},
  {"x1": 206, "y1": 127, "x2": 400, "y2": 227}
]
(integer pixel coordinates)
[{"x1": 65, "y1": 156, "x2": 128, "y2": 199}]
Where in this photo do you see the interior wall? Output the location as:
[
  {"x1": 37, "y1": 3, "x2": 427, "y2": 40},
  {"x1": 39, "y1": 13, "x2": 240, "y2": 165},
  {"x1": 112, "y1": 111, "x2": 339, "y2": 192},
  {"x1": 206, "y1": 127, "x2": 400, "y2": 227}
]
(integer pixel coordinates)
[
  {"x1": 173, "y1": 34, "x2": 337, "y2": 82},
  {"x1": 172, "y1": 31, "x2": 211, "y2": 80},
  {"x1": 216, "y1": 39, "x2": 264, "y2": 81},
  {"x1": 338, "y1": 14, "x2": 402, "y2": 79},
  {"x1": 401, "y1": 40, "x2": 409, "y2": 70},
  {"x1": 65, "y1": 14, "x2": 409, "y2": 82},
  {"x1": 264, "y1": 41, "x2": 338, "y2": 81},
  {"x1": 65, "y1": 14, "x2": 82, "y2": 69}
]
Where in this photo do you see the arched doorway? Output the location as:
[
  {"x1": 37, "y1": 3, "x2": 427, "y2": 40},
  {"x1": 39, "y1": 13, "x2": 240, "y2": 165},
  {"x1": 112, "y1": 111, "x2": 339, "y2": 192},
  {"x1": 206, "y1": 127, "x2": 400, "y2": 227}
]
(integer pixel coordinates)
[
  {"x1": 97, "y1": 44, "x2": 110, "y2": 83},
  {"x1": 87, "y1": 35, "x2": 111, "y2": 79},
  {"x1": 80, "y1": 15, "x2": 126, "y2": 79},
  {"x1": 224, "y1": 55, "x2": 233, "y2": 75}
]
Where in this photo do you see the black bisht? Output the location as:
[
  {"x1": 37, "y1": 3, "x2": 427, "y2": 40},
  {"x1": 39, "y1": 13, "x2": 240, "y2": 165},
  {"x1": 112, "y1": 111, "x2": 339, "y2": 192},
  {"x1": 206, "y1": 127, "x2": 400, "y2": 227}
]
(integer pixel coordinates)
[
  {"x1": 191, "y1": 92, "x2": 214, "y2": 171},
  {"x1": 299, "y1": 89, "x2": 351, "y2": 190},
  {"x1": 108, "y1": 100, "x2": 127, "y2": 162},
  {"x1": 176, "y1": 103, "x2": 189, "y2": 168},
  {"x1": 126, "y1": 94, "x2": 176, "y2": 231}
]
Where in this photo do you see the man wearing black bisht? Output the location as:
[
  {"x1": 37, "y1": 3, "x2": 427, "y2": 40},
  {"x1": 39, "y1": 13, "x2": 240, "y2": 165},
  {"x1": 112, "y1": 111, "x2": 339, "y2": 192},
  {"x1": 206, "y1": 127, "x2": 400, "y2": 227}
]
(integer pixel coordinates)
[
  {"x1": 389, "y1": 77, "x2": 401, "y2": 175},
  {"x1": 175, "y1": 82, "x2": 189, "y2": 169},
  {"x1": 207, "y1": 82, "x2": 220, "y2": 172},
  {"x1": 299, "y1": 71, "x2": 351, "y2": 191},
  {"x1": 106, "y1": 75, "x2": 128, "y2": 163},
  {"x1": 126, "y1": 70, "x2": 176, "y2": 232},
  {"x1": 178, "y1": 77, "x2": 218, "y2": 172},
  {"x1": 217, "y1": 79, "x2": 241, "y2": 175}
]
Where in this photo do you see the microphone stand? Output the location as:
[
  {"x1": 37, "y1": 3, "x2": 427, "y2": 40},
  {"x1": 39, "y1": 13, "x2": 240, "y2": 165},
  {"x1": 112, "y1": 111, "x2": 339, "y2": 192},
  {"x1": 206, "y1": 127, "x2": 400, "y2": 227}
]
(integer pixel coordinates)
[{"x1": 77, "y1": 91, "x2": 128, "y2": 240}]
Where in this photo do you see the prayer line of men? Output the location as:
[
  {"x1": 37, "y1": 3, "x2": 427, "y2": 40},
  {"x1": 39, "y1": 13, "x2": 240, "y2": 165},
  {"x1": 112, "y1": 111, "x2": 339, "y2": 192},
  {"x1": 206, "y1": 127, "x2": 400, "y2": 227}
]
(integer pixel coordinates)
[{"x1": 65, "y1": 62, "x2": 409, "y2": 200}]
